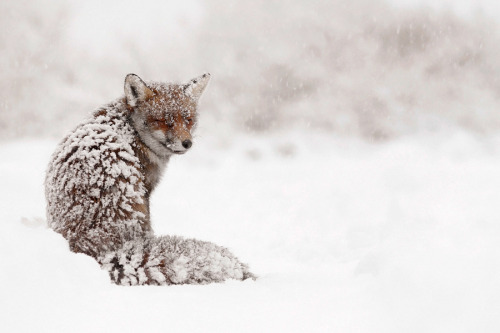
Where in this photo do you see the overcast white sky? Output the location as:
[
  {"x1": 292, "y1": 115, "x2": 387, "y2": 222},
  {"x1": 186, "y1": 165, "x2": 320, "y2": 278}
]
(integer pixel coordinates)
[{"x1": 388, "y1": 0, "x2": 500, "y2": 18}]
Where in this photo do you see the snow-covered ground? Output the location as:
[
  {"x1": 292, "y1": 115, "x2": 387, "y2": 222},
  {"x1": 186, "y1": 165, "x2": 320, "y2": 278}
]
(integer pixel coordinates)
[{"x1": 1, "y1": 131, "x2": 499, "y2": 332}]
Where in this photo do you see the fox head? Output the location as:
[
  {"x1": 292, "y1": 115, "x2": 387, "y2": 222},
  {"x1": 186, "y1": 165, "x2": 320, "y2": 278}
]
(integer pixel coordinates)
[{"x1": 125, "y1": 73, "x2": 210, "y2": 158}]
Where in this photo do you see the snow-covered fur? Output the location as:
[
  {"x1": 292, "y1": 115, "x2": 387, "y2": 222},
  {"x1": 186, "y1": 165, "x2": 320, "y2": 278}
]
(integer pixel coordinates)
[
  {"x1": 100, "y1": 236, "x2": 252, "y2": 285},
  {"x1": 45, "y1": 73, "x2": 254, "y2": 285}
]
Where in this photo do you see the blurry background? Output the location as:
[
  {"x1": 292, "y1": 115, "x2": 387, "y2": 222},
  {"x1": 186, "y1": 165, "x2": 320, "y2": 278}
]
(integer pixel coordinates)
[{"x1": 2, "y1": 0, "x2": 500, "y2": 141}]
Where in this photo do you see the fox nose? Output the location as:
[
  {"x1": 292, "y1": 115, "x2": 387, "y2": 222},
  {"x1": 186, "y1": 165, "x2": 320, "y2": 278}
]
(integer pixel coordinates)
[{"x1": 182, "y1": 139, "x2": 192, "y2": 149}]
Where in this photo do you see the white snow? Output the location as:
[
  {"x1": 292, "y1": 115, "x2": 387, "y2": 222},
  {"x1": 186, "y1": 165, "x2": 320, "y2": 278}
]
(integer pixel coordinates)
[{"x1": 1, "y1": 131, "x2": 499, "y2": 332}]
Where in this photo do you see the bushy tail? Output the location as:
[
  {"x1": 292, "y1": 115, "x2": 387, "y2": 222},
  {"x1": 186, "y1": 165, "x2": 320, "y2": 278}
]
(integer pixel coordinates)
[{"x1": 99, "y1": 235, "x2": 255, "y2": 286}]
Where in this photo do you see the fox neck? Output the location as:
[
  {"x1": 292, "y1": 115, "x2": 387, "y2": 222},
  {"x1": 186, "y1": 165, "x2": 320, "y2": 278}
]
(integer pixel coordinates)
[{"x1": 130, "y1": 122, "x2": 169, "y2": 195}]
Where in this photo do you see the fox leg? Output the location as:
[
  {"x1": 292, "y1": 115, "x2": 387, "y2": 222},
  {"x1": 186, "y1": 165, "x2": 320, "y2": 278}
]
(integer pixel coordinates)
[{"x1": 99, "y1": 235, "x2": 255, "y2": 286}]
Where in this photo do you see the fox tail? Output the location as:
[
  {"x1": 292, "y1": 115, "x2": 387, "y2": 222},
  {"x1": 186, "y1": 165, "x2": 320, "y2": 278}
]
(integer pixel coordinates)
[{"x1": 99, "y1": 235, "x2": 255, "y2": 286}]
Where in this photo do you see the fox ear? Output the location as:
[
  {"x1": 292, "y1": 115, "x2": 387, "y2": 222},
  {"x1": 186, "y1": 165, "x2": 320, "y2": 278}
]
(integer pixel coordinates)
[
  {"x1": 124, "y1": 74, "x2": 153, "y2": 107},
  {"x1": 184, "y1": 73, "x2": 211, "y2": 102}
]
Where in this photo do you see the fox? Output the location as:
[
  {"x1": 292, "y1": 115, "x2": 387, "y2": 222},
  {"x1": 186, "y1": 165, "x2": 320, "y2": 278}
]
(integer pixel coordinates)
[{"x1": 45, "y1": 73, "x2": 254, "y2": 285}]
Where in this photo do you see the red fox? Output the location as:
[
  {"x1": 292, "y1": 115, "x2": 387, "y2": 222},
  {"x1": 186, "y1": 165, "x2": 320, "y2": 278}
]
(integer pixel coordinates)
[{"x1": 45, "y1": 73, "x2": 254, "y2": 285}]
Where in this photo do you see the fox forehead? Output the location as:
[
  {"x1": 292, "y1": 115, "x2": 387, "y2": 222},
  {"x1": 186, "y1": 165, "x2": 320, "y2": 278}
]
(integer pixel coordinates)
[{"x1": 143, "y1": 82, "x2": 197, "y2": 119}]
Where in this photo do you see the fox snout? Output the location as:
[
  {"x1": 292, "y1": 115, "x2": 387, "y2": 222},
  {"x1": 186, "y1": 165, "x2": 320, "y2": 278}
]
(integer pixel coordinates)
[
  {"x1": 166, "y1": 139, "x2": 193, "y2": 153},
  {"x1": 159, "y1": 128, "x2": 193, "y2": 154},
  {"x1": 164, "y1": 124, "x2": 193, "y2": 153},
  {"x1": 182, "y1": 139, "x2": 192, "y2": 149}
]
